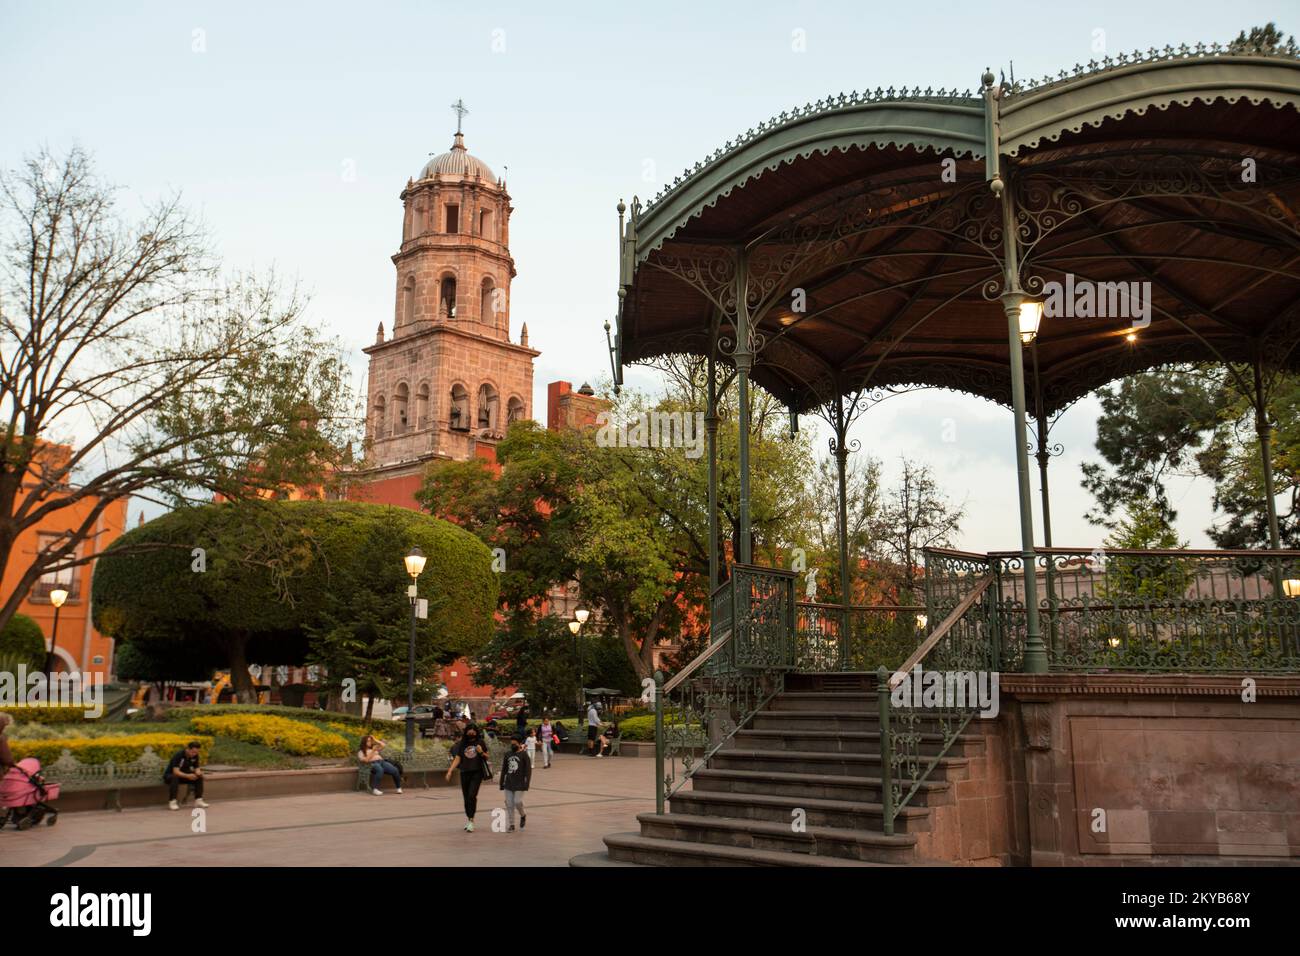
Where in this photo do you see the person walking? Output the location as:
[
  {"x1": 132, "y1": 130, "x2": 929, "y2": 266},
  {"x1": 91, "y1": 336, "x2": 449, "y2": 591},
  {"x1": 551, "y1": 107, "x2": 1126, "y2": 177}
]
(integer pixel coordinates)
[
  {"x1": 514, "y1": 701, "x2": 529, "y2": 736},
  {"x1": 358, "y1": 734, "x2": 403, "y2": 795},
  {"x1": 446, "y1": 724, "x2": 490, "y2": 832},
  {"x1": 585, "y1": 700, "x2": 603, "y2": 757},
  {"x1": 538, "y1": 717, "x2": 554, "y2": 768},
  {"x1": 499, "y1": 733, "x2": 532, "y2": 831}
]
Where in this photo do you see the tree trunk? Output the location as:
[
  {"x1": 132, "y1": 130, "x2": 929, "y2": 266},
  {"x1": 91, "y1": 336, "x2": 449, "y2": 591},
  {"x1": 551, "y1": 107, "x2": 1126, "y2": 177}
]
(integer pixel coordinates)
[
  {"x1": 364, "y1": 693, "x2": 375, "y2": 724},
  {"x1": 227, "y1": 638, "x2": 255, "y2": 703}
]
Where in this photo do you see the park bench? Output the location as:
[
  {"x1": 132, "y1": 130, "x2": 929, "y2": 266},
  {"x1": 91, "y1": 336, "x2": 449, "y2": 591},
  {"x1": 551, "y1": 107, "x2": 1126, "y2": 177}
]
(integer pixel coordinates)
[
  {"x1": 44, "y1": 746, "x2": 173, "y2": 811},
  {"x1": 354, "y1": 747, "x2": 450, "y2": 792}
]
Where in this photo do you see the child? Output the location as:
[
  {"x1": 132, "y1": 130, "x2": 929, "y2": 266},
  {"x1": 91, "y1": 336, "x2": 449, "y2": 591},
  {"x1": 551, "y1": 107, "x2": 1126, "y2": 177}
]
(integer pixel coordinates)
[
  {"x1": 525, "y1": 727, "x2": 537, "y2": 766},
  {"x1": 539, "y1": 717, "x2": 553, "y2": 768},
  {"x1": 499, "y1": 733, "x2": 532, "y2": 831}
]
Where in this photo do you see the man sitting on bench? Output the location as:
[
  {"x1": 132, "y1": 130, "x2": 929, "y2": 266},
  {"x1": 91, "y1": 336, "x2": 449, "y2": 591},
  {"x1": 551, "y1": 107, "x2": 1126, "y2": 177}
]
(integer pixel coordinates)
[{"x1": 164, "y1": 741, "x2": 209, "y2": 810}]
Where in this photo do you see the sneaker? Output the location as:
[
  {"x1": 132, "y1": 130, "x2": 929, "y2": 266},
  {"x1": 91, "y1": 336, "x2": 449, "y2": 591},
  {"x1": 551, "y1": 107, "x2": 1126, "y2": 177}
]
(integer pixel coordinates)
[
  {"x1": 395, "y1": 788, "x2": 403, "y2": 794},
  {"x1": 507, "y1": 824, "x2": 515, "y2": 832},
  {"x1": 597, "y1": 753, "x2": 604, "y2": 758},
  {"x1": 520, "y1": 814, "x2": 527, "y2": 829},
  {"x1": 371, "y1": 789, "x2": 384, "y2": 796},
  {"x1": 168, "y1": 800, "x2": 180, "y2": 811},
  {"x1": 465, "y1": 821, "x2": 475, "y2": 832},
  {"x1": 194, "y1": 799, "x2": 210, "y2": 809}
]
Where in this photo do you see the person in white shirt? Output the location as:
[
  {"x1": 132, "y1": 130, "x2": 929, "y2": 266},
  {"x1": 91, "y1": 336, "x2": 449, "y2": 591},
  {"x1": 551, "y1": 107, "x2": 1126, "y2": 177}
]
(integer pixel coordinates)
[
  {"x1": 586, "y1": 701, "x2": 603, "y2": 757},
  {"x1": 524, "y1": 728, "x2": 537, "y2": 765}
]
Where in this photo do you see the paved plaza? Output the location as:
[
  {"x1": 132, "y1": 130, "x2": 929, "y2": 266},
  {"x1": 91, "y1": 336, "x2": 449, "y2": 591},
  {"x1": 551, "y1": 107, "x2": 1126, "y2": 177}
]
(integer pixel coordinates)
[{"x1": 2, "y1": 753, "x2": 651, "y2": 868}]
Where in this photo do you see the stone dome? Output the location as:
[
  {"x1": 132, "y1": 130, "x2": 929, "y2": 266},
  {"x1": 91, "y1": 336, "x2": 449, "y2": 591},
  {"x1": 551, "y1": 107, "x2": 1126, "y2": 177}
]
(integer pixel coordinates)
[{"x1": 420, "y1": 132, "x2": 496, "y2": 182}]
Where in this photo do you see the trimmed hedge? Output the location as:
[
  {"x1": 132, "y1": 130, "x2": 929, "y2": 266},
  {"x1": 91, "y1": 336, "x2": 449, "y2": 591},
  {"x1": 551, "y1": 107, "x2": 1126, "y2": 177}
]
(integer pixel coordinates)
[
  {"x1": 190, "y1": 714, "x2": 350, "y2": 757},
  {"x1": 0, "y1": 704, "x2": 95, "y2": 724},
  {"x1": 10, "y1": 734, "x2": 213, "y2": 765}
]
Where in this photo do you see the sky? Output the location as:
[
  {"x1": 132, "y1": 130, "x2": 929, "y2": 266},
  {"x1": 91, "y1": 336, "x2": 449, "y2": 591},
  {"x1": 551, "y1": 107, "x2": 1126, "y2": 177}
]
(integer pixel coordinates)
[{"x1": 1, "y1": 0, "x2": 1292, "y2": 551}]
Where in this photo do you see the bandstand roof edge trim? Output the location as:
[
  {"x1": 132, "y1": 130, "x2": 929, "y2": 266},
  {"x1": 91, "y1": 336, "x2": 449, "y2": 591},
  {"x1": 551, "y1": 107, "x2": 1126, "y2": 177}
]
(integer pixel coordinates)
[{"x1": 615, "y1": 42, "x2": 1300, "y2": 417}]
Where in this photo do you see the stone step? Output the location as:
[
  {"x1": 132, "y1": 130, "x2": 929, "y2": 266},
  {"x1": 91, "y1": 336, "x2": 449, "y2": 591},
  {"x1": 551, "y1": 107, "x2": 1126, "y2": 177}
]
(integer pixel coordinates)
[
  {"x1": 750, "y1": 710, "x2": 957, "y2": 733},
  {"x1": 767, "y1": 692, "x2": 876, "y2": 713},
  {"x1": 690, "y1": 767, "x2": 954, "y2": 806},
  {"x1": 732, "y1": 728, "x2": 984, "y2": 758},
  {"x1": 637, "y1": 812, "x2": 918, "y2": 863},
  {"x1": 602, "y1": 831, "x2": 887, "y2": 867},
  {"x1": 670, "y1": 787, "x2": 931, "y2": 833},
  {"x1": 711, "y1": 748, "x2": 969, "y2": 781}
]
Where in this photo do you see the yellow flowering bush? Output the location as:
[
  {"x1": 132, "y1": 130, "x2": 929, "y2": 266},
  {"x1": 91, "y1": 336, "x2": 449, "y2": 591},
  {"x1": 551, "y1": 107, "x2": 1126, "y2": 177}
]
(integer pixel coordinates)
[
  {"x1": 190, "y1": 714, "x2": 350, "y2": 757},
  {"x1": 0, "y1": 704, "x2": 94, "y2": 724}
]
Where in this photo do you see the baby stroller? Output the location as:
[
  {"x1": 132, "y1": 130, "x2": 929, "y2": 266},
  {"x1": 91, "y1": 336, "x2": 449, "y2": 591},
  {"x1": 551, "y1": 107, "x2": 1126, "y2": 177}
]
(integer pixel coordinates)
[{"x1": 0, "y1": 757, "x2": 61, "y2": 831}]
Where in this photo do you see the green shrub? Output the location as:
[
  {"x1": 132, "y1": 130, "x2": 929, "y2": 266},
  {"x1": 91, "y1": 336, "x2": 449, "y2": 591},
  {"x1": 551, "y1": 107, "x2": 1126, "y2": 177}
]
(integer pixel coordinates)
[
  {"x1": 10, "y1": 734, "x2": 212, "y2": 765},
  {"x1": 0, "y1": 613, "x2": 45, "y2": 671}
]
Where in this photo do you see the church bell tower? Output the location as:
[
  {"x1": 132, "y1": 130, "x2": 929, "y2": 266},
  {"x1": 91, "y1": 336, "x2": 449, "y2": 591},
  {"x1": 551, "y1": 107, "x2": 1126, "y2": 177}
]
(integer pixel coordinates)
[{"x1": 362, "y1": 101, "x2": 539, "y2": 478}]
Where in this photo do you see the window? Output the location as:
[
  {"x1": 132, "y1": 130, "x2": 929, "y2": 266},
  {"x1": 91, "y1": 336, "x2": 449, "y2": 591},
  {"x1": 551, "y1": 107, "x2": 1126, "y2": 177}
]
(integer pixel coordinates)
[
  {"x1": 507, "y1": 397, "x2": 525, "y2": 425},
  {"x1": 481, "y1": 279, "x2": 496, "y2": 324},
  {"x1": 440, "y1": 276, "x2": 457, "y2": 318},
  {"x1": 402, "y1": 275, "x2": 415, "y2": 326},
  {"x1": 416, "y1": 383, "x2": 430, "y2": 429},
  {"x1": 445, "y1": 204, "x2": 459, "y2": 233},
  {"x1": 373, "y1": 395, "x2": 386, "y2": 439},
  {"x1": 34, "y1": 533, "x2": 79, "y2": 601},
  {"x1": 394, "y1": 383, "x2": 410, "y2": 434},
  {"x1": 449, "y1": 384, "x2": 470, "y2": 431},
  {"x1": 477, "y1": 383, "x2": 499, "y2": 432},
  {"x1": 479, "y1": 208, "x2": 493, "y2": 240}
]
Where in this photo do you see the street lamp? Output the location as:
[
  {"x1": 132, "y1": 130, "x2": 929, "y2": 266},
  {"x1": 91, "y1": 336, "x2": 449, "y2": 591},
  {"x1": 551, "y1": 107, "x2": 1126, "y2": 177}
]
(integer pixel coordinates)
[
  {"x1": 403, "y1": 546, "x2": 426, "y2": 754},
  {"x1": 915, "y1": 613, "x2": 928, "y2": 631},
  {"x1": 1018, "y1": 300, "x2": 1044, "y2": 345},
  {"x1": 1282, "y1": 578, "x2": 1300, "y2": 598},
  {"x1": 570, "y1": 614, "x2": 585, "y2": 714},
  {"x1": 47, "y1": 587, "x2": 68, "y2": 678}
]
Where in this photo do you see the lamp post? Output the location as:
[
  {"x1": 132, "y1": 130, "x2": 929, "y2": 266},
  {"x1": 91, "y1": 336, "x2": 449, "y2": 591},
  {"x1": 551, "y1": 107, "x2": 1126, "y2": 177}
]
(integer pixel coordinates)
[
  {"x1": 47, "y1": 587, "x2": 69, "y2": 679},
  {"x1": 570, "y1": 608, "x2": 589, "y2": 714},
  {"x1": 403, "y1": 546, "x2": 427, "y2": 754}
]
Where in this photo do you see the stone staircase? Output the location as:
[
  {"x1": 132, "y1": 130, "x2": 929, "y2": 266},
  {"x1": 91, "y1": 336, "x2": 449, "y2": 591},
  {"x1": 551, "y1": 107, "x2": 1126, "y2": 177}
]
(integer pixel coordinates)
[{"x1": 574, "y1": 674, "x2": 985, "y2": 866}]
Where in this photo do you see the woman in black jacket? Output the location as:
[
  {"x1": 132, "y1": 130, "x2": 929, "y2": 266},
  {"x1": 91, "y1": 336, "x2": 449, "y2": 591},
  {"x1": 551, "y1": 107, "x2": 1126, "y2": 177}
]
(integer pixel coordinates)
[{"x1": 445, "y1": 724, "x2": 490, "y2": 832}]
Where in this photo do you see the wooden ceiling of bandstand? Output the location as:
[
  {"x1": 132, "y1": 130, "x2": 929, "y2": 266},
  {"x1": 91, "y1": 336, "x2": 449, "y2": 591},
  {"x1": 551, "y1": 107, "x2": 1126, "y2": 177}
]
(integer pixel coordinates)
[{"x1": 620, "y1": 58, "x2": 1300, "y2": 416}]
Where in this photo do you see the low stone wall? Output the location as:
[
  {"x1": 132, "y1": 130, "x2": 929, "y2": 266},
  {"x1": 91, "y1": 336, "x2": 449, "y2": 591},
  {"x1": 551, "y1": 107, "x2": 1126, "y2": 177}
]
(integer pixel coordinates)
[
  {"x1": 911, "y1": 720, "x2": 1016, "y2": 865},
  {"x1": 996, "y1": 674, "x2": 1300, "y2": 865},
  {"x1": 54, "y1": 764, "x2": 457, "y2": 813}
]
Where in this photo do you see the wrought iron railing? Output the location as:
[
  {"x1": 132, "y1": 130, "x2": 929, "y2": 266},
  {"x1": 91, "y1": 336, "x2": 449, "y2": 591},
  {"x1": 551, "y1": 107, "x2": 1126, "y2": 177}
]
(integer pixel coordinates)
[
  {"x1": 794, "y1": 602, "x2": 925, "y2": 672},
  {"x1": 990, "y1": 548, "x2": 1300, "y2": 672},
  {"x1": 876, "y1": 550, "x2": 1000, "y2": 834},
  {"x1": 653, "y1": 565, "x2": 795, "y2": 812}
]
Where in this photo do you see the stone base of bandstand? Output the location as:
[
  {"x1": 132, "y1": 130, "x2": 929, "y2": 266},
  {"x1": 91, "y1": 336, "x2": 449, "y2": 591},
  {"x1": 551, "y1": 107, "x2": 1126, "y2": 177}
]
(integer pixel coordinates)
[{"x1": 968, "y1": 674, "x2": 1300, "y2": 866}]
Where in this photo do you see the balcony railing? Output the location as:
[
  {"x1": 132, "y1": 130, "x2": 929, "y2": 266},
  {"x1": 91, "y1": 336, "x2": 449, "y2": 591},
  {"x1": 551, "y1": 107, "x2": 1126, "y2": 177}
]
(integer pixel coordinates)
[{"x1": 927, "y1": 547, "x2": 1300, "y2": 673}]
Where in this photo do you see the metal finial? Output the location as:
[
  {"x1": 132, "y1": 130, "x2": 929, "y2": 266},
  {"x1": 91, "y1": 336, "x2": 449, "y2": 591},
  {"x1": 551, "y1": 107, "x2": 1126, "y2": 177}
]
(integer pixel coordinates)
[{"x1": 450, "y1": 98, "x2": 469, "y2": 134}]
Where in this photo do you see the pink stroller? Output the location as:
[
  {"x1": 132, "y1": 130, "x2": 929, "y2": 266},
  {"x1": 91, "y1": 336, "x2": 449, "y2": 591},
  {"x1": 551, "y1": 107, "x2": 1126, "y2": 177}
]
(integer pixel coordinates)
[{"x1": 0, "y1": 758, "x2": 61, "y2": 830}]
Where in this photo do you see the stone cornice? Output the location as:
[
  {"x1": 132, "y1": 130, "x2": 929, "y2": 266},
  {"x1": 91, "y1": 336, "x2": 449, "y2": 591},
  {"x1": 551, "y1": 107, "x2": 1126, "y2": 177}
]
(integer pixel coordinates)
[
  {"x1": 999, "y1": 673, "x2": 1300, "y2": 698},
  {"x1": 363, "y1": 322, "x2": 541, "y2": 359}
]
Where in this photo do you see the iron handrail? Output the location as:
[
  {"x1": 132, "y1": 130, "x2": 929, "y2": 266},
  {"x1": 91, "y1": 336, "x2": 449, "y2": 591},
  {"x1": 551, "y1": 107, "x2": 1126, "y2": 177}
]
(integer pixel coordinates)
[
  {"x1": 890, "y1": 575, "x2": 993, "y2": 688},
  {"x1": 662, "y1": 629, "x2": 733, "y2": 695}
]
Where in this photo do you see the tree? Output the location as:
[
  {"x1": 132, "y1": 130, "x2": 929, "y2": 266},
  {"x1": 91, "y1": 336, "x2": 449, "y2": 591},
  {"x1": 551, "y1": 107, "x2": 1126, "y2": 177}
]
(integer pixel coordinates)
[
  {"x1": 874, "y1": 458, "x2": 965, "y2": 601},
  {"x1": 469, "y1": 611, "x2": 637, "y2": 714},
  {"x1": 0, "y1": 146, "x2": 357, "y2": 637},
  {"x1": 92, "y1": 500, "x2": 498, "y2": 702},
  {"x1": 1081, "y1": 365, "x2": 1300, "y2": 548},
  {"x1": 1233, "y1": 22, "x2": 1295, "y2": 53},
  {"x1": 0, "y1": 612, "x2": 45, "y2": 670},
  {"x1": 1080, "y1": 368, "x2": 1219, "y2": 528},
  {"x1": 418, "y1": 362, "x2": 814, "y2": 680},
  {"x1": 113, "y1": 637, "x2": 223, "y2": 715}
]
